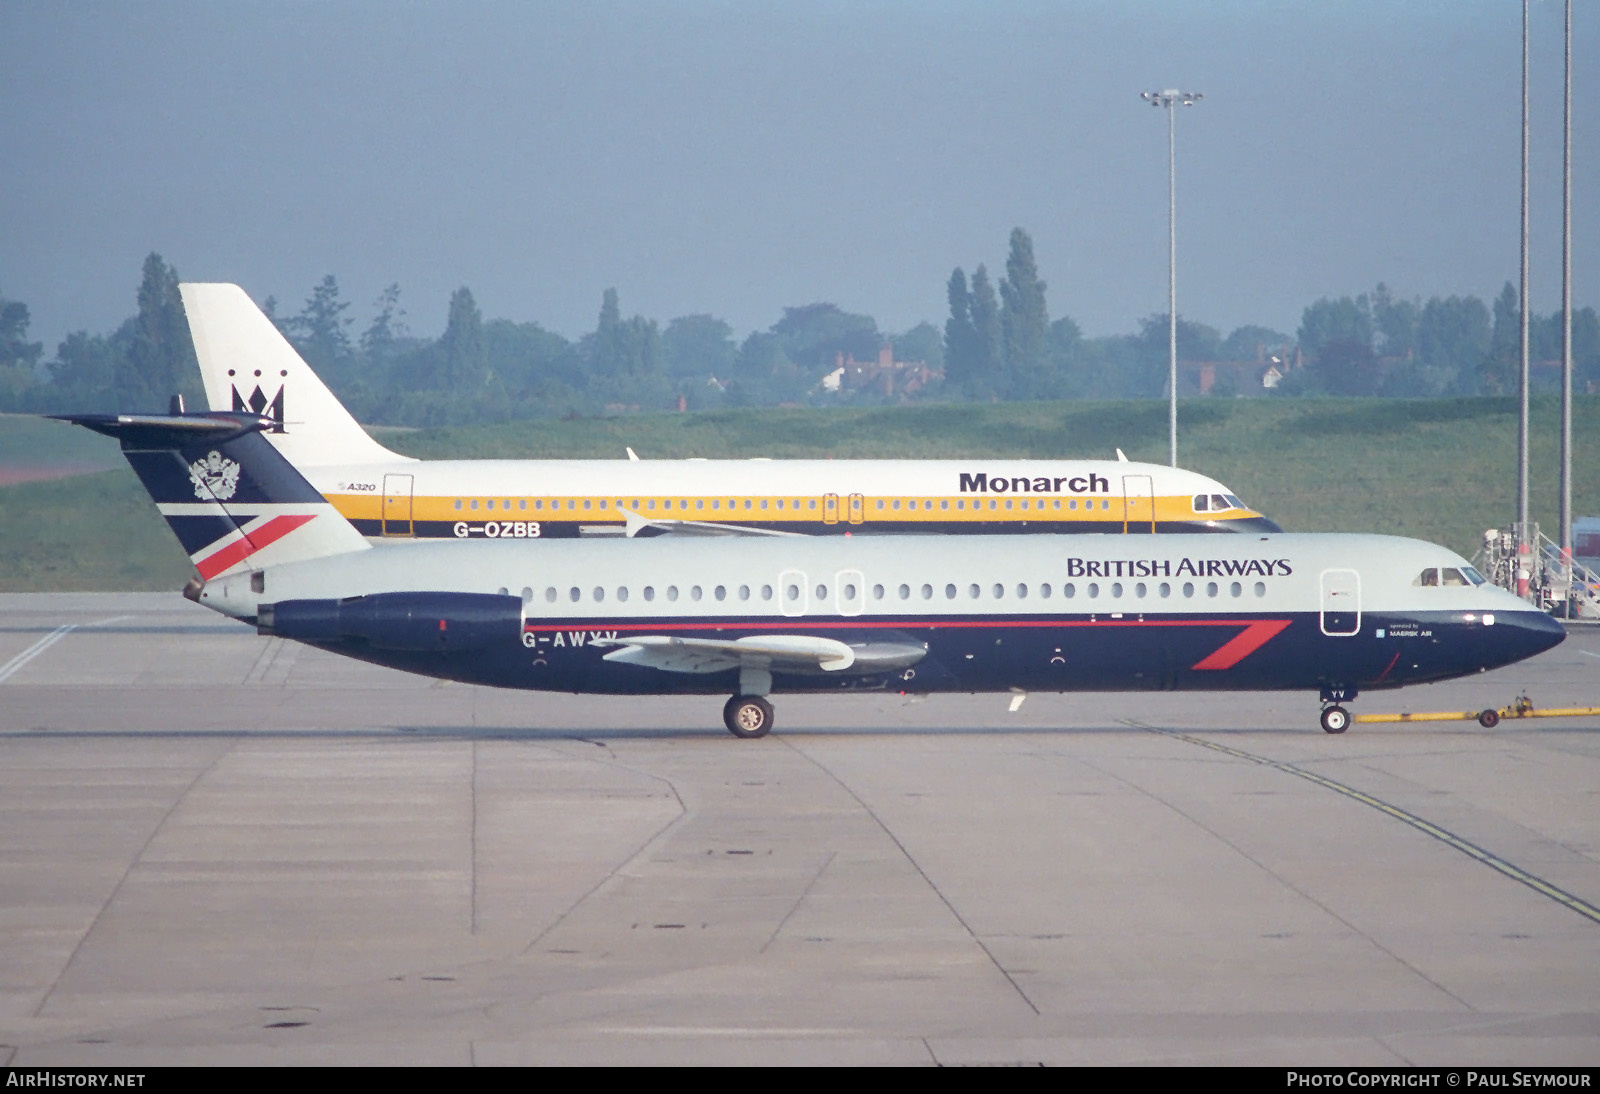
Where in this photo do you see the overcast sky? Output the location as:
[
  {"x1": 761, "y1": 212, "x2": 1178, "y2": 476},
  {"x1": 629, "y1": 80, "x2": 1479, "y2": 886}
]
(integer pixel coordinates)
[{"x1": 2, "y1": 1, "x2": 1594, "y2": 351}]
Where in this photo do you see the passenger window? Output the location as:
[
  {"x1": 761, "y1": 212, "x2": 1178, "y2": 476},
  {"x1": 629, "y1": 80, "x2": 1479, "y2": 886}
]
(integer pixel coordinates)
[
  {"x1": 454, "y1": 499, "x2": 462, "y2": 510},
  {"x1": 775, "y1": 500, "x2": 784, "y2": 510},
  {"x1": 521, "y1": 587, "x2": 532, "y2": 603},
  {"x1": 844, "y1": 583, "x2": 857, "y2": 600},
  {"x1": 1017, "y1": 583, "x2": 1028, "y2": 598},
  {"x1": 1064, "y1": 583, "x2": 1076, "y2": 599},
  {"x1": 1041, "y1": 583, "x2": 1052, "y2": 598},
  {"x1": 1087, "y1": 583, "x2": 1100, "y2": 598},
  {"x1": 1206, "y1": 582, "x2": 1219, "y2": 597},
  {"x1": 892, "y1": 500, "x2": 900, "y2": 510},
  {"x1": 1068, "y1": 499, "x2": 1077, "y2": 510},
  {"x1": 487, "y1": 500, "x2": 494, "y2": 510},
  {"x1": 739, "y1": 585, "x2": 750, "y2": 600},
  {"x1": 545, "y1": 587, "x2": 556, "y2": 602},
  {"x1": 786, "y1": 584, "x2": 799, "y2": 601},
  {"x1": 1111, "y1": 583, "x2": 1123, "y2": 597},
  {"x1": 583, "y1": 499, "x2": 591, "y2": 510},
  {"x1": 1136, "y1": 583, "x2": 1147, "y2": 598},
  {"x1": 761, "y1": 585, "x2": 773, "y2": 600},
  {"x1": 568, "y1": 587, "x2": 580, "y2": 602},
  {"x1": 898, "y1": 584, "x2": 910, "y2": 599},
  {"x1": 714, "y1": 585, "x2": 726, "y2": 601},
  {"x1": 691, "y1": 586, "x2": 703, "y2": 601},
  {"x1": 1230, "y1": 582, "x2": 1242, "y2": 597},
  {"x1": 618, "y1": 587, "x2": 629, "y2": 602},
  {"x1": 695, "y1": 500, "x2": 703, "y2": 510},
  {"x1": 993, "y1": 583, "x2": 1004, "y2": 599},
  {"x1": 1254, "y1": 582, "x2": 1266, "y2": 597},
  {"x1": 667, "y1": 586, "x2": 679, "y2": 602},
  {"x1": 921, "y1": 584, "x2": 933, "y2": 599},
  {"x1": 1159, "y1": 582, "x2": 1171, "y2": 598},
  {"x1": 816, "y1": 585, "x2": 828, "y2": 599},
  {"x1": 599, "y1": 499, "x2": 606, "y2": 509},
  {"x1": 969, "y1": 584, "x2": 980, "y2": 598},
  {"x1": 471, "y1": 500, "x2": 479, "y2": 510},
  {"x1": 519, "y1": 500, "x2": 527, "y2": 511},
  {"x1": 711, "y1": 500, "x2": 719, "y2": 510},
  {"x1": 945, "y1": 584, "x2": 957, "y2": 599},
  {"x1": 1183, "y1": 582, "x2": 1195, "y2": 598},
  {"x1": 940, "y1": 500, "x2": 949, "y2": 510},
  {"x1": 873, "y1": 584, "x2": 885, "y2": 599},
  {"x1": 593, "y1": 587, "x2": 604, "y2": 602},
  {"x1": 644, "y1": 586, "x2": 655, "y2": 601}
]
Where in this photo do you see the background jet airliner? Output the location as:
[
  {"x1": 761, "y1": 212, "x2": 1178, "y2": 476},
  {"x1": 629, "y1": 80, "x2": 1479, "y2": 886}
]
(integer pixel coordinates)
[
  {"x1": 62, "y1": 410, "x2": 1562, "y2": 738},
  {"x1": 183, "y1": 283, "x2": 1280, "y2": 540}
]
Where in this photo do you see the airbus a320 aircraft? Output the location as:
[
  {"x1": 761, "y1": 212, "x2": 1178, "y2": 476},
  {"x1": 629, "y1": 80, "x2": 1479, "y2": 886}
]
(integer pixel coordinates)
[
  {"x1": 183, "y1": 283, "x2": 1280, "y2": 541},
  {"x1": 61, "y1": 410, "x2": 1562, "y2": 738}
]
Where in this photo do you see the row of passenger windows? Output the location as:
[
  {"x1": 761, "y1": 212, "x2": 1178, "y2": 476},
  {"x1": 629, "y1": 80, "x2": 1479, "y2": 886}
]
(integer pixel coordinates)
[
  {"x1": 453, "y1": 496, "x2": 1118, "y2": 513},
  {"x1": 503, "y1": 579, "x2": 1271, "y2": 604}
]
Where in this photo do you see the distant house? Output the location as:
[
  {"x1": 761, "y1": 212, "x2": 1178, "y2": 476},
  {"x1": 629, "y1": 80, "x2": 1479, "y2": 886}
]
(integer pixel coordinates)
[
  {"x1": 829, "y1": 344, "x2": 941, "y2": 399},
  {"x1": 1177, "y1": 344, "x2": 1301, "y2": 396}
]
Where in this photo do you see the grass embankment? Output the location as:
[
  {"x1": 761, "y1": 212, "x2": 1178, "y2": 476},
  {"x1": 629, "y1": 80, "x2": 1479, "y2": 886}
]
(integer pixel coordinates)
[{"x1": 1, "y1": 397, "x2": 1595, "y2": 591}]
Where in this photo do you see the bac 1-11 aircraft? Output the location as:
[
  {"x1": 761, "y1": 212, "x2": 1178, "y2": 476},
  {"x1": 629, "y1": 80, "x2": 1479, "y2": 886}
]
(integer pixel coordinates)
[
  {"x1": 61, "y1": 410, "x2": 1563, "y2": 738},
  {"x1": 183, "y1": 283, "x2": 1280, "y2": 540}
]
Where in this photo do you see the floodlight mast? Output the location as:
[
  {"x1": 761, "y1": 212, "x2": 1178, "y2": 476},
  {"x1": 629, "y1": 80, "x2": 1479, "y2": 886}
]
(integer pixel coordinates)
[{"x1": 1142, "y1": 89, "x2": 1202, "y2": 468}]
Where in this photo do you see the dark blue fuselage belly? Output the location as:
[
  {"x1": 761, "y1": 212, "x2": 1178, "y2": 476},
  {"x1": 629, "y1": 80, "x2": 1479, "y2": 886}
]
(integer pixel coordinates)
[{"x1": 309, "y1": 610, "x2": 1564, "y2": 699}]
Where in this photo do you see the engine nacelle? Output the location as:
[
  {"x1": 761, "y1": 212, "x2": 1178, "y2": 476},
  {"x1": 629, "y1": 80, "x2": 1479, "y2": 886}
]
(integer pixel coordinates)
[{"x1": 257, "y1": 591, "x2": 523, "y2": 652}]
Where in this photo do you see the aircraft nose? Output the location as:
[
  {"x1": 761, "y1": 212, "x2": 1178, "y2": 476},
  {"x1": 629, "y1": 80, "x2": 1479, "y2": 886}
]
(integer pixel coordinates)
[{"x1": 1496, "y1": 609, "x2": 1566, "y2": 662}]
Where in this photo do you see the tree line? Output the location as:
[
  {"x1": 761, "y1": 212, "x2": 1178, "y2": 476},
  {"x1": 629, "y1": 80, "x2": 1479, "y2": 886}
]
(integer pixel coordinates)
[{"x1": 2, "y1": 235, "x2": 1596, "y2": 426}]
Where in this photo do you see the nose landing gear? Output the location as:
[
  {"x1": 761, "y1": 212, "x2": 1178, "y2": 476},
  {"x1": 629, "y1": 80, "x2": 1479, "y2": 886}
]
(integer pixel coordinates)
[{"x1": 1319, "y1": 684, "x2": 1358, "y2": 734}]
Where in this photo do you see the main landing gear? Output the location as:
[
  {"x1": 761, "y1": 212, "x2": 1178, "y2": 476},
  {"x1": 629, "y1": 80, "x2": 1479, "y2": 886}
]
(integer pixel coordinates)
[
  {"x1": 723, "y1": 695, "x2": 774, "y2": 739},
  {"x1": 1319, "y1": 684, "x2": 1358, "y2": 735}
]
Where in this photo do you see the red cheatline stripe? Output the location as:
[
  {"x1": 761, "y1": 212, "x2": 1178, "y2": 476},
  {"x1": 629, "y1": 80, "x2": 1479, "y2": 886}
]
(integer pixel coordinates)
[
  {"x1": 194, "y1": 514, "x2": 317, "y2": 580},
  {"x1": 522, "y1": 617, "x2": 1293, "y2": 670},
  {"x1": 1188, "y1": 618, "x2": 1293, "y2": 670}
]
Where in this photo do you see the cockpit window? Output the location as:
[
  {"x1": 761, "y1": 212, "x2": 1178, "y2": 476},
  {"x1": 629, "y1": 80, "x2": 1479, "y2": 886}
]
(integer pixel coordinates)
[
  {"x1": 1195, "y1": 493, "x2": 1250, "y2": 515},
  {"x1": 1415, "y1": 567, "x2": 1478, "y2": 587}
]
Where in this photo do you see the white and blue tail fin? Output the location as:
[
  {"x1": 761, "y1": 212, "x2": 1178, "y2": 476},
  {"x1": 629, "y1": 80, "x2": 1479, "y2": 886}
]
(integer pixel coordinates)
[
  {"x1": 181, "y1": 283, "x2": 409, "y2": 468},
  {"x1": 57, "y1": 412, "x2": 370, "y2": 582}
]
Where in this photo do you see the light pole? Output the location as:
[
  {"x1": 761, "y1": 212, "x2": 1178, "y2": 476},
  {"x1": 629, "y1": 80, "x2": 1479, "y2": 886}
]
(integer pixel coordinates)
[{"x1": 1143, "y1": 89, "x2": 1201, "y2": 468}]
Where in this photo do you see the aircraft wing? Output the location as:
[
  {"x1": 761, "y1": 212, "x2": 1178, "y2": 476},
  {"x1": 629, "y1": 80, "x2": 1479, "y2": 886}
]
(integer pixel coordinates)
[
  {"x1": 591, "y1": 634, "x2": 926, "y2": 676},
  {"x1": 620, "y1": 508, "x2": 804, "y2": 539}
]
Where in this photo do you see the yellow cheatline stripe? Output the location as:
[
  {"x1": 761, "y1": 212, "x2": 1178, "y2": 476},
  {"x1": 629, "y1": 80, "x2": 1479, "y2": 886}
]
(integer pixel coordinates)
[
  {"x1": 329, "y1": 492, "x2": 1263, "y2": 527},
  {"x1": 1127, "y1": 722, "x2": 1600, "y2": 928}
]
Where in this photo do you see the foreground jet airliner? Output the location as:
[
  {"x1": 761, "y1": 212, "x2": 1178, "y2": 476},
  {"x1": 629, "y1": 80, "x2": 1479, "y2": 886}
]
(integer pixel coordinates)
[
  {"x1": 61, "y1": 410, "x2": 1562, "y2": 737},
  {"x1": 183, "y1": 283, "x2": 1280, "y2": 540}
]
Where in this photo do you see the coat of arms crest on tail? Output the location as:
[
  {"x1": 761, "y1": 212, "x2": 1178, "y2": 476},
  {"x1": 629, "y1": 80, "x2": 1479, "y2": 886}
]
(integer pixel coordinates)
[{"x1": 189, "y1": 451, "x2": 242, "y2": 500}]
